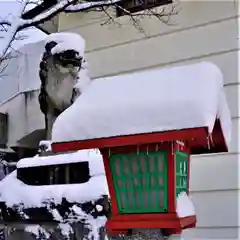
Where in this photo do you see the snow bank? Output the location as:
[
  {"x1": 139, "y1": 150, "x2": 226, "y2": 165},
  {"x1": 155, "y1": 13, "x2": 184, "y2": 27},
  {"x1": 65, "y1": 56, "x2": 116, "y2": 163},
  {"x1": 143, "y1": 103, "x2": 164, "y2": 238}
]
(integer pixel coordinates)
[
  {"x1": 0, "y1": 149, "x2": 108, "y2": 208},
  {"x1": 45, "y1": 32, "x2": 85, "y2": 57},
  {"x1": 52, "y1": 62, "x2": 231, "y2": 147},
  {"x1": 176, "y1": 192, "x2": 195, "y2": 218},
  {"x1": 0, "y1": 170, "x2": 108, "y2": 208}
]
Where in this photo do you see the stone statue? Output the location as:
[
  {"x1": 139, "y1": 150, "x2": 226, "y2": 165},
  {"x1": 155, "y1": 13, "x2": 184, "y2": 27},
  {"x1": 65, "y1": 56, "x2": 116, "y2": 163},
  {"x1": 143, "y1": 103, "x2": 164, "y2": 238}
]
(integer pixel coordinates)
[{"x1": 38, "y1": 40, "x2": 86, "y2": 140}]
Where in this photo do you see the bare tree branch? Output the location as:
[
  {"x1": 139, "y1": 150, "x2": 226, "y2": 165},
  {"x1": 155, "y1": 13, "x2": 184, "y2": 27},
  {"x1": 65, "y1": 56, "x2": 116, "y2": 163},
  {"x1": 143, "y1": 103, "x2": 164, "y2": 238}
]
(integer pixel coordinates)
[{"x1": 0, "y1": 0, "x2": 178, "y2": 75}]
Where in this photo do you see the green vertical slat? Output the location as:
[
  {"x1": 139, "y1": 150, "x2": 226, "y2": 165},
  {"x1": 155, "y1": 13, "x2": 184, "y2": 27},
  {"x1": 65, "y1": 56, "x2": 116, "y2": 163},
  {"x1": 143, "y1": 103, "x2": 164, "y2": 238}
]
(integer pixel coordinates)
[
  {"x1": 126, "y1": 153, "x2": 133, "y2": 211},
  {"x1": 110, "y1": 154, "x2": 122, "y2": 211},
  {"x1": 144, "y1": 152, "x2": 150, "y2": 210},
  {"x1": 154, "y1": 152, "x2": 159, "y2": 210},
  {"x1": 119, "y1": 155, "x2": 128, "y2": 211},
  {"x1": 163, "y1": 151, "x2": 168, "y2": 211},
  {"x1": 136, "y1": 153, "x2": 143, "y2": 210}
]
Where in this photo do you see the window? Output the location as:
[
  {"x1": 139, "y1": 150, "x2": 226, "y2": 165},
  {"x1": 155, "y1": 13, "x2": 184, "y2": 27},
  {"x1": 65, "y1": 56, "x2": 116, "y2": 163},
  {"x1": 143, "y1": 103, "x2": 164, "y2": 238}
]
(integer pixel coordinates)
[
  {"x1": 69, "y1": 162, "x2": 90, "y2": 184},
  {"x1": 17, "y1": 162, "x2": 90, "y2": 186},
  {"x1": 117, "y1": 0, "x2": 172, "y2": 17}
]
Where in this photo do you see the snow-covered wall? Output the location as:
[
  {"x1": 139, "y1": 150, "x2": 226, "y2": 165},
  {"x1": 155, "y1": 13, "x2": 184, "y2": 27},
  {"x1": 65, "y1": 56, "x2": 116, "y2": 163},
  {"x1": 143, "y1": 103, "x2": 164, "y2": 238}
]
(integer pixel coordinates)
[
  {"x1": 58, "y1": 1, "x2": 238, "y2": 239},
  {"x1": 0, "y1": 40, "x2": 44, "y2": 104}
]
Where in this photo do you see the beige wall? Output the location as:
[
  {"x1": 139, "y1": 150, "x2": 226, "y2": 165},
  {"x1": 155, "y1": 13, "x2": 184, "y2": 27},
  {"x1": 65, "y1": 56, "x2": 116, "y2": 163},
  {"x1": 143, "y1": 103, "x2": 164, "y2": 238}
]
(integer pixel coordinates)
[{"x1": 58, "y1": 0, "x2": 239, "y2": 239}]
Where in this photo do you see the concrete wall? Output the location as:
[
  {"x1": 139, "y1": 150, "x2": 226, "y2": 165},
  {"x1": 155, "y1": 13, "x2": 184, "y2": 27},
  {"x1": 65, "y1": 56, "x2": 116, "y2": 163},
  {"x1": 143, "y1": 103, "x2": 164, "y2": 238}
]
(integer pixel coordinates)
[
  {"x1": 0, "y1": 91, "x2": 45, "y2": 149},
  {"x1": 58, "y1": 1, "x2": 239, "y2": 239}
]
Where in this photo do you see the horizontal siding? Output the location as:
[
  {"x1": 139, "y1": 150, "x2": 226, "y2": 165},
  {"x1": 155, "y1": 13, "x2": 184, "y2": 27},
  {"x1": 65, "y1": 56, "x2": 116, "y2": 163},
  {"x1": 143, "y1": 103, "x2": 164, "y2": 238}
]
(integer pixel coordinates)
[
  {"x1": 224, "y1": 84, "x2": 239, "y2": 118},
  {"x1": 183, "y1": 226, "x2": 239, "y2": 239},
  {"x1": 88, "y1": 49, "x2": 238, "y2": 84},
  {"x1": 190, "y1": 190, "x2": 239, "y2": 228},
  {"x1": 190, "y1": 153, "x2": 238, "y2": 192},
  {"x1": 220, "y1": 117, "x2": 238, "y2": 154},
  {"x1": 84, "y1": 18, "x2": 237, "y2": 78},
  {"x1": 87, "y1": 49, "x2": 238, "y2": 87},
  {"x1": 59, "y1": 1, "x2": 237, "y2": 51}
]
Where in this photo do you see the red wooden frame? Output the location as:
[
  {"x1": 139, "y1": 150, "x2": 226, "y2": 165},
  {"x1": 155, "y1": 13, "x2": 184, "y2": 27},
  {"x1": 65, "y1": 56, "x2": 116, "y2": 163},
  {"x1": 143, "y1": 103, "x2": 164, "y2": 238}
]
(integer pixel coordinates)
[
  {"x1": 106, "y1": 214, "x2": 196, "y2": 232},
  {"x1": 101, "y1": 141, "x2": 195, "y2": 234},
  {"x1": 52, "y1": 119, "x2": 227, "y2": 155}
]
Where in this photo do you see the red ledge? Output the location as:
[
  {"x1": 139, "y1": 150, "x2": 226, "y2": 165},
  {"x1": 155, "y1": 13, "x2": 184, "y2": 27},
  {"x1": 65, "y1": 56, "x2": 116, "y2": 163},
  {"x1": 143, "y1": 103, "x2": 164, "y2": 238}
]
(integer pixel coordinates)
[
  {"x1": 52, "y1": 121, "x2": 228, "y2": 154},
  {"x1": 52, "y1": 127, "x2": 207, "y2": 153},
  {"x1": 105, "y1": 213, "x2": 196, "y2": 231}
]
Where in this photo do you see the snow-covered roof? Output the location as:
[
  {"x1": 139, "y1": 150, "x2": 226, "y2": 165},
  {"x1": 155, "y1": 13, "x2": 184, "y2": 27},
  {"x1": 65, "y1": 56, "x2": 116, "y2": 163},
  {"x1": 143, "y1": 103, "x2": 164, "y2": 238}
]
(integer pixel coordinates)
[
  {"x1": 0, "y1": 150, "x2": 108, "y2": 208},
  {"x1": 52, "y1": 62, "x2": 231, "y2": 148}
]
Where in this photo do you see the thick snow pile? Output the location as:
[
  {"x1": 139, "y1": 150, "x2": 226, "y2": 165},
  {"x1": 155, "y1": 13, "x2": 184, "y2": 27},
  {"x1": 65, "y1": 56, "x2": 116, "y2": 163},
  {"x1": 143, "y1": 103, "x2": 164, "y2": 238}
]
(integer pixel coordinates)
[
  {"x1": 52, "y1": 62, "x2": 231, "y2": 147},
  {"x1": 0, "y1": 149, "x2": 108, "y2": 208},
  {"x1": 45, "y1": 32, "x2": 85, "y2": 57},
  {"x1": 0, "y1": 149, "x2": 108, "y2": 239},
  {"x1": 176, "y1": 192, "x2": 195, "y2": 218}
]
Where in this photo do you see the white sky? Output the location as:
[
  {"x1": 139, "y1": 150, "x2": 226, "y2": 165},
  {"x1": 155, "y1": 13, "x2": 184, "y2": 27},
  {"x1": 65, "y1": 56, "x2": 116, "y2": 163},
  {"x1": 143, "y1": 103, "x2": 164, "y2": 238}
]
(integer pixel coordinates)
[{"x1": 0, "y1": 1, "x2": 46, "y2": 52}]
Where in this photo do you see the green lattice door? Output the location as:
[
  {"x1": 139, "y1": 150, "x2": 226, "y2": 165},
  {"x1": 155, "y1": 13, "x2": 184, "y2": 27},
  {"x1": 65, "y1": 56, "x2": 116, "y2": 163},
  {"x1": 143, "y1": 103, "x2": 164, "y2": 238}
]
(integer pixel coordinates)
[
  {"x1": 110, "y1": 150, "x2": 168, "y2": 214},
  {"x1": 175, "y1": 151, "x2": 189, "y2": 198}
]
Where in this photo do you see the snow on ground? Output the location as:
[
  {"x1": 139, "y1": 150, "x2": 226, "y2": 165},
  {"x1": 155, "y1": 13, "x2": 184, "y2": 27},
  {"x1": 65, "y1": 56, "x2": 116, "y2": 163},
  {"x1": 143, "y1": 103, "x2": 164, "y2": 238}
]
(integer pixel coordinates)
[
  {"x1": 45, "y1": 32, "x2": 85, "y2": 57},
  {"x1": 25, "y1": 225, "x2": 50, "y2": 239},
  {"x1": 0, "y1": 149, "x2": 108, "y2": 239},
  {"x1": 52, "y1": 62, "x2": 231, "y2": 148},
  {"x1": 0, "y1": 170, "x2": 107, "y2": 208},
  {"x1": 0, "y1": 149, "x2": 108, "y2": 208},
  {"x1": 176, "y1": 192, "x2": 195, "y2": 218}
]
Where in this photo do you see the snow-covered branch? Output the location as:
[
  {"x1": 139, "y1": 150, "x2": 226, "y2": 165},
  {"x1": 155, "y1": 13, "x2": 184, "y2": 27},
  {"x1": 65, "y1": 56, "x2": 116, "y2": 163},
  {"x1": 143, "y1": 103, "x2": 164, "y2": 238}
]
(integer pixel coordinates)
[
  {"x1": 19, "y1": 0, "x2": 77, "y2": 29},
  {"x1": 0, "y1": 0, "x2": 178, "y2": 65},
  {"x1": 0, "y1": 0, "x2": 28, "y2": 61},
  {"x1": 64, "y1": 0, "x2": 120, "y2": 12}
]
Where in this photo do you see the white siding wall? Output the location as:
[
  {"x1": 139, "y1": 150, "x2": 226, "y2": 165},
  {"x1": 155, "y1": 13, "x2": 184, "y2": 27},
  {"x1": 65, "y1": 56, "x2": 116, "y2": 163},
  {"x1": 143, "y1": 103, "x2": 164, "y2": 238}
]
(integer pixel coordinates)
[{"x1": 58, "y1": 1, "x2": 239, "y2": 238}]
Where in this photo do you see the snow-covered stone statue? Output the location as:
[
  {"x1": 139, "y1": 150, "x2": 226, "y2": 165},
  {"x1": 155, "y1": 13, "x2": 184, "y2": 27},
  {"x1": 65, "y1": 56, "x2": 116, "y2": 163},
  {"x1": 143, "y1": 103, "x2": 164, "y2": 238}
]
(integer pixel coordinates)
[{"x1": 38, "y1": 33, "x2": 90, "y2": 140}]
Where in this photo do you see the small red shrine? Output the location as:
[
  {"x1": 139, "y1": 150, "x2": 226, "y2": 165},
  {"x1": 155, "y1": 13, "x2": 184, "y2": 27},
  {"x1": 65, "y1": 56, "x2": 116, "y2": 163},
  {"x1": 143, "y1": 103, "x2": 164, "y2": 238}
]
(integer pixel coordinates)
[{"x1": 51, "y1": 62, "x2": 231, "y2": 236}]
